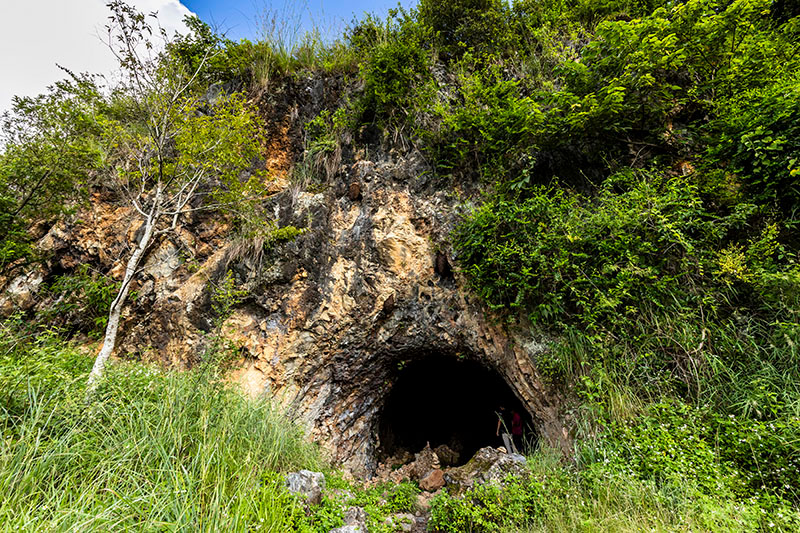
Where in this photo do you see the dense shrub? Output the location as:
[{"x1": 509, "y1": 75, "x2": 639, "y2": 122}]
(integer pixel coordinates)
[
  {"x1": 0, "y1": 75, "x2": 103, "y2": 275},
  {"x1": 429, "y1": 478, "x2": 545, "y2": 532},
  {"x1": 454, "y1": 171, "x2": 719, "y2": 330},
  {"x1": 422, "y1": 60, "x2": 543, "y2": 176},
  {"x1": 417, "y1": 0, "x2": 516, "y2": 60},
  {"x1": 353, "y1": 12, "x2": 431, "y2": 125},
  {"x1": 711, "y1": 73, "x2": 800, "y2": 214},
  {"x1": 168, "y1": 16, "x2": 258, "y2": 85},
  {"x1": 712, "y1": 412, "x2": 800, "y2": 502}
]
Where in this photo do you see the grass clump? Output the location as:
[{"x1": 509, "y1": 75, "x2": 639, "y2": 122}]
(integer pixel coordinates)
[{"x1": 0, "y1": 323, "x2": 322, "y2": 531}]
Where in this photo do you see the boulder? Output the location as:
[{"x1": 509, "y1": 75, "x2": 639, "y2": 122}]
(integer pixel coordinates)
[
  {"x1": 485, "y1": 453, "x2": 528, "y2": 484},
  {"x1": 444, "y1": 447, "x2": 528, "y2": 494},
  {"x1": 385, "y1": 513, "x2": 415, "y2": 532},
  {"x1": 433, "y1": 444, "x2": 460, "y2": 466},
  {"x1": 329, "y1": 527, "x2": 362, "y2": 533},
  {"x1": 415, "y1": 492, "x2": 433, "y2": 513},
  {"x1": 419, "y1": 468, "x2": 445, "y2": 492},
  {"x1": 411, "y1": 443, "x2": 440, "y2": 481},
  {"x1": 286, "y1": 470, "x2": 326, "y2": 505}
]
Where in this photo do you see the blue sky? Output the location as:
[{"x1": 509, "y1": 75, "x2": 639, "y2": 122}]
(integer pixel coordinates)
[{"x1": 182, "y1": 0, "x2": 419, "y2": 42}]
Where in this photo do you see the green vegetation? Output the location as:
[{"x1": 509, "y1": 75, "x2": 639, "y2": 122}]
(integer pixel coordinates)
[
  {"x1": 2, "y1": 0, "x2": 800, "y2": 530},
  {"x1": 429, "y1": 446, "x2": 799, "y2": 532},
  {"x1": 43, "y1": 264, "x2": 120, "y2": 337},
  {"x1": 0, "y1": 321, "x2": 426, "y2": 531},
  {"x1": 413, "y1": 0, "x2": 800, "y2": 529},
  {"x1": 0, "y1": 75, "x2": 105, "y2": 276},
  {"x1": 0, "y1": 323, "x2": 321, "y2": 531}
]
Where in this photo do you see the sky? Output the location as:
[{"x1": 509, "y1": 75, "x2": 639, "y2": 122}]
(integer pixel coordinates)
[
  {"x1": 182, "y1": 0, "x2": 418, "y2": 43},
  {"x1": 0, "y1": 0, "x2": 193, "y2": 116},
  {"x1": 0, "y1": 0, "x2": 416, "y2": 117}
]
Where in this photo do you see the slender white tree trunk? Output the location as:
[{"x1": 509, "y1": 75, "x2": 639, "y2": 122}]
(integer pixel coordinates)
[{"x1": 86, "y1": 209, "x2": 158, "y2": 395}]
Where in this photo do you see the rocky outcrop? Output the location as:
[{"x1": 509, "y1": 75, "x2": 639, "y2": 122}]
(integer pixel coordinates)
[
  {"x1": 444, "y1": 447, "x2": 529, "y2": 494},
  {"x1": 0, "y1": 79, "x2": 571, "y2": 476},
  {"x1": 214, "y1": 151, "x2": 571, "y2": 474}
]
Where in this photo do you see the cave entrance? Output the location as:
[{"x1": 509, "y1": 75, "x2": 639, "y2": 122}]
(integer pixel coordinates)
[{"x1": 377, "y1": 355, "x2": 536, "y2": 466}]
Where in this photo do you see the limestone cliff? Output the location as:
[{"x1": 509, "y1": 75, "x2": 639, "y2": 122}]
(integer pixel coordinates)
[{"x1": 0, "y1": 76, "x2": 571, "y2": 476}]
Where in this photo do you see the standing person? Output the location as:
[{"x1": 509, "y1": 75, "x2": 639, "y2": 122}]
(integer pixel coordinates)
[{"x1": 495, "y1": 406, "x2": 518, "y2": 454}]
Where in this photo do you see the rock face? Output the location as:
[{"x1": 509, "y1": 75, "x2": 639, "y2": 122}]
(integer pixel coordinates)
[
  {"x1": 343, "y1": 506, "x2": 367, "y2": 530},
  {"x1": 217, "y1": 153, "x2": 571, "y2": 474},
  {"x1": 0, "y1": 79, "x2": 571, "y2": 476}
]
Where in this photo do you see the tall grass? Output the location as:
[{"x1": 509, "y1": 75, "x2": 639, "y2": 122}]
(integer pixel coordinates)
[
  {"x1": 429, "y1": 447, "x2": 789, "y2": 533},
  {"x1": 251, "y1": 1, "x2": 357, "y2": 90},
  {"x1": 0, "y1": 327, "x2": 321, "y2": 531}
]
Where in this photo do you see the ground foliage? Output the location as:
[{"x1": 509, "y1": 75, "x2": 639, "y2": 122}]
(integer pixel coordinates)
[{"x1": 0, "y1": 322, "x2": 323, "y2": 531}]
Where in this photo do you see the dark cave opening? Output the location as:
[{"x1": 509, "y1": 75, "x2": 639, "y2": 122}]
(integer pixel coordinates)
[{"x1": 377, "y1": 355, "x2": 536, "y2": 466}]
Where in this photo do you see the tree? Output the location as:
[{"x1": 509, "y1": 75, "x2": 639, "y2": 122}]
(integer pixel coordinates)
[
  {"x1": 86, "y1": 2, "x2": 262, "y2": 393},
  {"x1": 0, "y1": 73, "x2": 104, "y2": 276}
]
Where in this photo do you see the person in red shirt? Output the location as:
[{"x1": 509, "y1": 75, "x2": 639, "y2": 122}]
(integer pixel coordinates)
[{"x1": 496, "y1": 406, "x2": 521, "y2": 454}]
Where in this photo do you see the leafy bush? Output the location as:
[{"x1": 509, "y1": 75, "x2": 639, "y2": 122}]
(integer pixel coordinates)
[
  {"x1": 455, "y1": 171, "x2": 716, "y2": 330},
  {"x1": 711, "y1": 413, "x2": 800, "y2": 502},
  {"x1": 429, "y1": 478, "x2": 544, "y2": 533},
  {"x1": 168, "y1": 16, "x2": 258, "y2": 85},
  {"x1": 344, "y1": 480, "x2": 421, "y2": 532},
  {"x1": 355, "y1": 11, "x2": 431, "y2": 125},
  {"x1": 417, "y1": 0, "x2": 516, "y2": 60},
  {"x1": 711, "y1": 73, "x2": 800, "y2": 213},
  {"x1": 422, "y1": 60, "x2": 543, "y2": 176},
  {"x1": 594, "y1": 401, "x2": 737, "y2": 495},
  {"x1": 0, "y1": 75, "x2": 103, "y2": 275}
]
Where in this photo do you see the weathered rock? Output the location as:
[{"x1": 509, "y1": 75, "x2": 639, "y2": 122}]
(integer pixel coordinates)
[
  {"x1": 433, "y1": 444, "x2": 460, "y2": 467},
  {"x1": 0, "y1": 269, "x2": 43, "y2": 315},
  {"x1": 485, "y1": 453, "x2": 528, "y2": 484},
  {"x1": 329, "y1": 526, "x2": 362, "y2": 533},
  {"x1": 444, "y1": 447, "x2": 528, "y2": 494},
  {"x1": 372, "y1": 459, "x2": 415, "y2": 486},
  {"x1": 411, "y1": 443, "x2": 440, "y2": 481},
  {"x1": 286, "y1": 470, "x2": 325, "y2": 505},
  {"x1": 419, "y1": 468, "x2": 445, "y2": 492},
  {"x1": 344, "y1": 506, "x2": 366, "y2": 530},
  {"x1": 415, "y1": 492, "x2": 433, "y2": 513}
]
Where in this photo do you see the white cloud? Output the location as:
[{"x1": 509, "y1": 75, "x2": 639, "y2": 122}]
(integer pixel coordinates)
[{"x1": 0, "y1": 0, "x2": 195, "y2": 115}]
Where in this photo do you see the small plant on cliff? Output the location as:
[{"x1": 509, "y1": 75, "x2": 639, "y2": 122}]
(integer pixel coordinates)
[
  {"x1": 199, "y1": 270, "x2": 248, "y2": 371},
  {"x1": 43, "y1": 264, "x2": 120, "y2": 337}
]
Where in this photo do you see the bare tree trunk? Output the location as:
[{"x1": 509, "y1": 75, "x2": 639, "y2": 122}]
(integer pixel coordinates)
[{"x1": 86, "y1": 209, "x2": 158, "y2": 395}]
